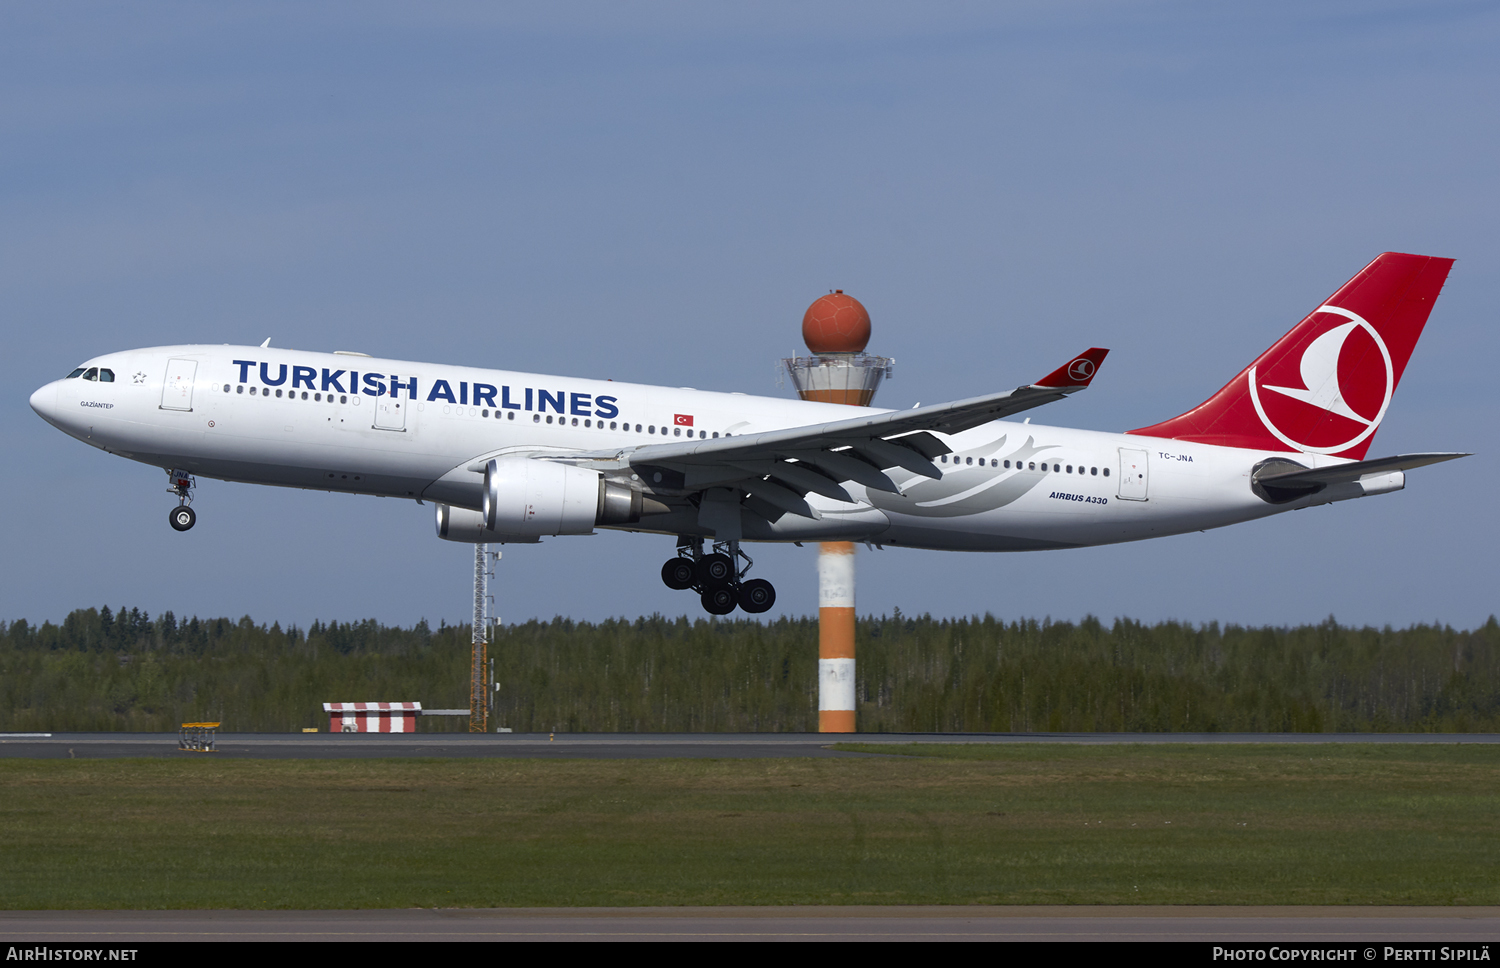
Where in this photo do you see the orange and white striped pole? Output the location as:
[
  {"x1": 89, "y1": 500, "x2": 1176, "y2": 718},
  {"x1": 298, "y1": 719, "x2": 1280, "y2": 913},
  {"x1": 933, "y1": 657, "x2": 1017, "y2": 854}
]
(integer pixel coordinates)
[
  {"x1": 784, "y1": 291, "x2": 889, "y2": 735},
  {"x1": 818, "y1": 541, "x2": 856, "y2": 733}
]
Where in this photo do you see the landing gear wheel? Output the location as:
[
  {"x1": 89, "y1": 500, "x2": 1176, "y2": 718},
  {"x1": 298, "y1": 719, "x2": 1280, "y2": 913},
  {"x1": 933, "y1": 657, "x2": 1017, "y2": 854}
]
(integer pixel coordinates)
[
  {"x1": 661, "y1": 557, "x2": 696, "y2": 590},
  {"x1": 697, "y1": 553, "x2": 735, "y2": 587},
  {"x1": 700, "y1": 585, "x2": 737, "y2": 615},
  {"x1": 169, "y1": 506, "x2": 197, "y2": 532},
  {"x1": 737, "y1": 578, "x2": 776, "y2": 613}
]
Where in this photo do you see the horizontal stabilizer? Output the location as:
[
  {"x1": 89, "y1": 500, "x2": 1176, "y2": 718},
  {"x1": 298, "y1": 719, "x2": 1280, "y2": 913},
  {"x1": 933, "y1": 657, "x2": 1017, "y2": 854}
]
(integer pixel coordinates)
[{"x1": 1254, "y1": 452, "x2": 1469, "y2": 488}]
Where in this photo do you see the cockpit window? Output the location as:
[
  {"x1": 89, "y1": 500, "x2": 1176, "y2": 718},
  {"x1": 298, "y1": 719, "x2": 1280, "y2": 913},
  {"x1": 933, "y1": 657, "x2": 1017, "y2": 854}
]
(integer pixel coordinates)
[
  {"x1": 98, "y1": 369, "x2": 114, "y2": 383},
  {"x1": 67, "y1": 368, "x2": 86, "y2": 379},
  {"x1": 83, "y1": 367, "x2": 99, "y2": 381}
]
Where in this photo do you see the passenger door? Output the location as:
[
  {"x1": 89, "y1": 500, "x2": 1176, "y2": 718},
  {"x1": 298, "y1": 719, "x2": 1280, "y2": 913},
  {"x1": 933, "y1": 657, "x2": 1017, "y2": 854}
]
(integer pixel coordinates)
[
  {"x1": 374, "y1": 395, "x2": 407, "y2": 431},
  {"x1": 1117, "y1": 447, "x2": 1149, "y2": 501},
  {"x1": 160, "y1": 359, "x2": 197, "y2": 411}
]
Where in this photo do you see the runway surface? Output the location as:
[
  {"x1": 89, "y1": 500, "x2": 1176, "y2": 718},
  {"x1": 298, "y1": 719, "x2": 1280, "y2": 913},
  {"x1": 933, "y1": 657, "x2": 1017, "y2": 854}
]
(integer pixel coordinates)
[
  {"x1": 2, "y1": 731, "x2": 1498, "y2": 759},
  {"x1": 2, "y1": 908, "x2": 1497, "y2": 942}
]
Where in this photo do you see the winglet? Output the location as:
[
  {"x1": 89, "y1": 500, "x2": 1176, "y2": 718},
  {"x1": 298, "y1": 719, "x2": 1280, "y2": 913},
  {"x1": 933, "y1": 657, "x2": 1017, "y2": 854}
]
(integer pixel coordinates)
[{"x1": 1032, "y1": 348, "x2": 1109, "y2": 389}]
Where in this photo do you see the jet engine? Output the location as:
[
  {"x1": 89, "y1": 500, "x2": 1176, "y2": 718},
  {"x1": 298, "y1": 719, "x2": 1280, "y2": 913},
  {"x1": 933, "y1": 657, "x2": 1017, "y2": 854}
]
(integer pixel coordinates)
[
  {"x1": 434, "y1": 503, "x2": 540, "y2": 544},
  {"x1": 432, "y1": 457, "x2": 646, "y2": 544}
]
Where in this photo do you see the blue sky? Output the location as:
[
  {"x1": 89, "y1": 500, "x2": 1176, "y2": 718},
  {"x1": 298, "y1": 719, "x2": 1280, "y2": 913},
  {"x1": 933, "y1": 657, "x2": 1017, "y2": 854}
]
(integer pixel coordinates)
[{"x1": 4, "y1": 2, "x2": 1496, "y2": 630}]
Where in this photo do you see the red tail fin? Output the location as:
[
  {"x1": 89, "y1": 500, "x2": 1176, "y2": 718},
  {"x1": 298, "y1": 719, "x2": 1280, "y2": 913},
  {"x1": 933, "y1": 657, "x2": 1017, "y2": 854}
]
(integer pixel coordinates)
[{"x1": 1128, "y1": 252, "x2": 1454, "y2": 459}]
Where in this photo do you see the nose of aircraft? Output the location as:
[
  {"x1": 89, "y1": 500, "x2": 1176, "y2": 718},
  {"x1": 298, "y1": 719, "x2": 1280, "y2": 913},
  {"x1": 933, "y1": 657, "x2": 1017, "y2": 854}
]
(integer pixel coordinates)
[{"x1": 29, "y1": 382, "x2": 59, "y2": 424}]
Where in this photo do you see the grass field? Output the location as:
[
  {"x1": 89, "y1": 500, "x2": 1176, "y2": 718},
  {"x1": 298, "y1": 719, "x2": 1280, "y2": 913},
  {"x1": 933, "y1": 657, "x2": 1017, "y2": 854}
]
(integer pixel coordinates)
[{"x1": 1, "y1": 744, "x2": 1496, "y2": 909}]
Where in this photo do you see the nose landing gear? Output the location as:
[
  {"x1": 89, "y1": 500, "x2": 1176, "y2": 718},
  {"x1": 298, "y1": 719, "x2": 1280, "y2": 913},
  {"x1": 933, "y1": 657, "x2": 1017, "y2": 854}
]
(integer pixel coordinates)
[
  {"x1": 167, "y1": 469, "x2": 197, "y2": 532},
  {"x1": 659, "y1": 536, "x2": 776, "y2": 615}
]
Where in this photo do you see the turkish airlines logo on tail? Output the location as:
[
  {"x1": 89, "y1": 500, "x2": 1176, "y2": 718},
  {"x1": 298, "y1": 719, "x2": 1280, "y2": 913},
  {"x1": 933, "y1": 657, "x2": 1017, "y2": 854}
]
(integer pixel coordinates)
[
  {"x1": 1067, "y1": 358, "x2": 1096, "y2": 381},
  {"x1": 1248, "y1": 305, "x2": 1394, "y2": 455}
]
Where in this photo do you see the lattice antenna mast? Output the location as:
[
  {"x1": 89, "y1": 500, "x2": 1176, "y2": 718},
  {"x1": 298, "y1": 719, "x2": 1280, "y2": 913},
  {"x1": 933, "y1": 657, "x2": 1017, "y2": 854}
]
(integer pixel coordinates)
[{"x1": 470, "y1": 543, "x2": 491, "y2": 733}]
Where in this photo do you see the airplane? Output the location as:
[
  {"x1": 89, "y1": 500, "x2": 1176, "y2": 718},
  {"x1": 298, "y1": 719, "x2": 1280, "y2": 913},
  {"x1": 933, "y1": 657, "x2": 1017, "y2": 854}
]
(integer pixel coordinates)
[{"x1": 29, "y1": 251, "x2": 1465, "y2": 615}]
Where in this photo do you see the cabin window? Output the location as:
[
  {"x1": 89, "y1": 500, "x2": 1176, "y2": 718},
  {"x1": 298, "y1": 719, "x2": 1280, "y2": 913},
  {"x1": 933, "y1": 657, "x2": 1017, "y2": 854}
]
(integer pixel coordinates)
[
  {"x1": 341, "y1": 395, "x2": 347, "y2": 404},
  {"x1": 223, "y1": 384, "x2": 231, "y2": 393},
  {"x1": 507, "y1": 411, "x2": 514, "y2": 420},
  {"x1": 1103, "y1": 468, "x2": 1110, "y2": 476},
  {"x1": 533, "y1": 414, "x2": 540, "y2": 422},
  {"x1": 966, "y1": 457, "x2": 973, "y2": 465},
  {"x1": 1028, "y1": 462, "x2": 1035, "y2": 470},
  {"x1": 1091, "y1": 467, "x2": 1098, "y2": 476},
  {"x1": 275, "y1": 389, "x2": 282, "y2": 398},
  {"x1": 236, "y1": 385, "x2": 244, "y2": 394},
  {"x1": 940, "y1": 455, "x2": 947, "y2": 463},
  {"x1": 673, "y1": 427, "x2": 681, "y2": 437},
  {"x1": 712, "y1": 432, "x2": 719, "y2": 438}
]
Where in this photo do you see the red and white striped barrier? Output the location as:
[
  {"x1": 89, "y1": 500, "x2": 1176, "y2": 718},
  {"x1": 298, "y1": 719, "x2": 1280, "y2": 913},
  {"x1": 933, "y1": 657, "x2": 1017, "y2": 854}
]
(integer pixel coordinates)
[{"x1": 322, "y1": 702, "x2": 422, "y2": 733}]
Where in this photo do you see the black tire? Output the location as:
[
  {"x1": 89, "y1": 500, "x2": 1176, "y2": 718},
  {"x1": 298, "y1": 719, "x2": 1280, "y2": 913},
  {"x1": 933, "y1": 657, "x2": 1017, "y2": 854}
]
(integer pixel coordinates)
[
  {"x1": 660, "y1": 557, "x2": 696, "y2": 590},
  {"x1": 697, "y1": 552, "x2": 735, "y2": 587},
  {"x1": 737, "y1": 578, "x2": 776, "y2": 613},
  {"x1": 700, "y1": 585, "x2": 737, "y2": 615},
  {"x1": 169, "y1": 506, "x2": 196, "y2": 532}
]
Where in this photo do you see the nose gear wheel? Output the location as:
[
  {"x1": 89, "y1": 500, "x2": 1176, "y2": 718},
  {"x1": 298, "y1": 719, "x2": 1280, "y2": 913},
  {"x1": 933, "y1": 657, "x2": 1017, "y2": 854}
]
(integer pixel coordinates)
[{"x1": 166, "y1": 468, "x2": 197, "y2": 531}]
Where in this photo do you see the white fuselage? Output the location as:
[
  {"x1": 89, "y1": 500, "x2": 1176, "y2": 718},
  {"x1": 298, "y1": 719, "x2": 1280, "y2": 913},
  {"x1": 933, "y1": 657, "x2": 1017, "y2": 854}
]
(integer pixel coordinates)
[{"x1": 31, "y1": 345, "x2": 1393, "y2": 551}]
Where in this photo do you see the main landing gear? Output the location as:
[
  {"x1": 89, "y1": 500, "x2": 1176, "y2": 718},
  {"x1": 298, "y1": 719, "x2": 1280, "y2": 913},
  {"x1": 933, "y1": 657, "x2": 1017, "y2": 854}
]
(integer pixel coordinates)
[
  {"x1": 660, "y1": 536, "x2": 776, "y2": 615},
  {"x1": 167, "y1": 469, "x2": 197, "y2": 532}
]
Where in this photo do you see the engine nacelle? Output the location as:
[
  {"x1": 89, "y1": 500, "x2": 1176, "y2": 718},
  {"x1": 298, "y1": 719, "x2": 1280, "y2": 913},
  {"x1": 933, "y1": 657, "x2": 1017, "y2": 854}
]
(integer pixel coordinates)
[
  {"x1": 434, "y1": 504, "x2": 541, "y2": 544},
  {"x1": 477, "y1": 457, "x2": 642, "y2": 538}
]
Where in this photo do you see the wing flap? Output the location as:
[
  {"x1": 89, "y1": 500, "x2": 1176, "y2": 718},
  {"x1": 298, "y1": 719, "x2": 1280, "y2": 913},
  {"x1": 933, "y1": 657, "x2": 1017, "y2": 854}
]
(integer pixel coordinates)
[{"x1": 729, "y1": 460, "x2": 854, "y2": 503}]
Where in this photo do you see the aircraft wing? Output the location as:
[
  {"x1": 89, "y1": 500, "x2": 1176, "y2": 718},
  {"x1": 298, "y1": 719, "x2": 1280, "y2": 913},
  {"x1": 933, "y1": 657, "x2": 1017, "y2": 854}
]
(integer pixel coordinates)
[{"x1": 569, "y1": 348, "x2": 1108, "y2": 528}]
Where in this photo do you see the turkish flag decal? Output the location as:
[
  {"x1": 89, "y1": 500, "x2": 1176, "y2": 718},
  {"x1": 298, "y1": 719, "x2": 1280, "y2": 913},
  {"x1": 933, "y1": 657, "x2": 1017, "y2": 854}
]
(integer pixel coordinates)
[{"x1": 674, "y1": 414, "x2": 694, "y2": 427}]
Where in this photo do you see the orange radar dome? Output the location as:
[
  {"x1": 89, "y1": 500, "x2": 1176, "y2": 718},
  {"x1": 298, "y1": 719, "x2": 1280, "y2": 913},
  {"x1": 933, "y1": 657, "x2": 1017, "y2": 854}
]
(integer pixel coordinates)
[{"x1": 801, "y1": 290, "x2": 871, "y2": 354}]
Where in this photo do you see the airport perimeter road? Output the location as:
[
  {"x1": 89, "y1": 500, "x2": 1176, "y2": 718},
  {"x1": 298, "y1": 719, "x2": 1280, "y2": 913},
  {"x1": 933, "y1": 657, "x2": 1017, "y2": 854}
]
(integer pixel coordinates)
[
  {"x1": 3, "y1": 732, "x2": 1500, "y2": 759},
  {"x1": 2, "y1": 907, "x2": 1498, "y2": 942}
]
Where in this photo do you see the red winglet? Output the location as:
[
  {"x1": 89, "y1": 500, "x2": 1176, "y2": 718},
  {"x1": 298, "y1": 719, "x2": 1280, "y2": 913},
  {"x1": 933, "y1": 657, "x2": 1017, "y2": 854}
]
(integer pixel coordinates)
[{"x1": 1032, "y1": 348, "x2": 1109, "y2": 389}]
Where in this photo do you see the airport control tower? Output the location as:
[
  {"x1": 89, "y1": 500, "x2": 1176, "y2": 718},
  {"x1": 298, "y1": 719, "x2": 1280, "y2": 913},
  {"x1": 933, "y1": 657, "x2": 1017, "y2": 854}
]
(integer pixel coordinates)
[{"x1": 781, "y1": 292, "x2": 893, "y2": 733}]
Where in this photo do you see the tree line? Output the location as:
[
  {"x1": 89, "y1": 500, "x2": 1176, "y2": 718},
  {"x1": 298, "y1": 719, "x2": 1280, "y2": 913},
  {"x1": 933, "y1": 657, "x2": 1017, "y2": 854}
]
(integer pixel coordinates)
[{"x1": 1, "y1": 606, "x2": 1496, "y2": 733}]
